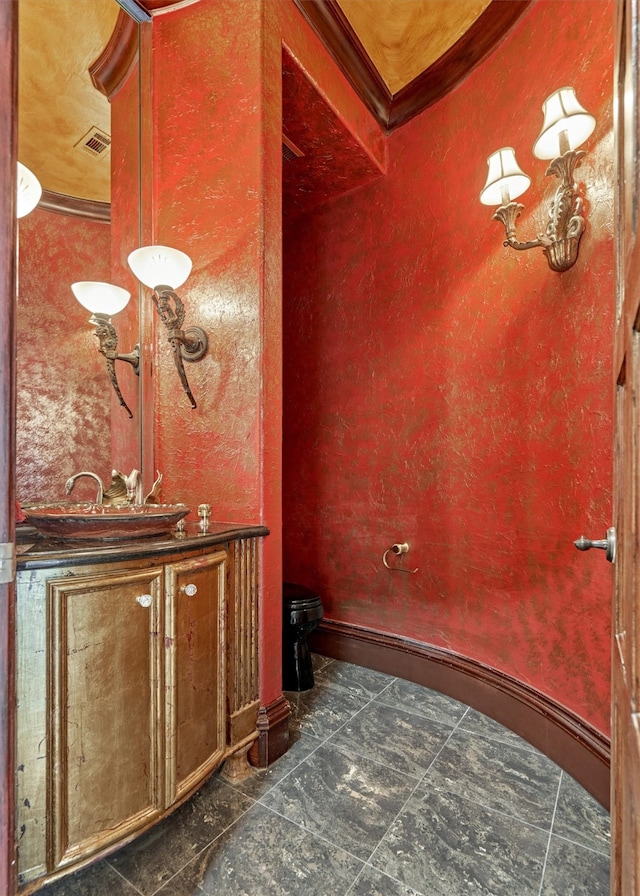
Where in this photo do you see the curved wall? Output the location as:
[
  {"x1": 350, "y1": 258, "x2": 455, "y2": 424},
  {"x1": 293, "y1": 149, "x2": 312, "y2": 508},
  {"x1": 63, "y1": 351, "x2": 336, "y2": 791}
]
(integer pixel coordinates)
[{"x1": 282, "y1": 0, "x2": 614, "y2": 737}]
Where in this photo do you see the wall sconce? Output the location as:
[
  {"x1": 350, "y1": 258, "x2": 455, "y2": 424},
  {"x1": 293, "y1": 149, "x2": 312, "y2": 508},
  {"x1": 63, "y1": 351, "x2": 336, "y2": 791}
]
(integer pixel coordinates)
[
  {"x1": 16, "y1": 162, "x2": 42, "y2": 219},
  {"x1": 127, "y1": 245, "x2": 208, "y2": 409},
  {"x1": 71, "y1": 281, "x2": 140, "y2": 419},
  {"x1": 480, "y1": 87, "x2": 596, "y2": 272}
]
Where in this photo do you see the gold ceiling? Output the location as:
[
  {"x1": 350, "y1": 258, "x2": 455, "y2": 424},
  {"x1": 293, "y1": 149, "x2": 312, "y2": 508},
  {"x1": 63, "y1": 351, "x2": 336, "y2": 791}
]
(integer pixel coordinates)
[
  {"x1": 337, "y1": 0, "x2": 492, "y2": 94},
  {"x1": 18, "y1": 0, "x2": 117, "y2": 203},
  {"x1": 17, "y1": 0, "x2": 499, "y2": 204}
]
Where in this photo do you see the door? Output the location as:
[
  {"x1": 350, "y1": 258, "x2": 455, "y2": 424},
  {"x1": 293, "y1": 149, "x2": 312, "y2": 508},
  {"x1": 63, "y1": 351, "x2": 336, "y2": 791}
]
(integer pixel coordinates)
[
  {"x1": 613, "y1": 0, "x2": 640, "y2": 890},
  {"x1": 164, "y1": 551, "x2": 227, "y2": 802},
  {"x1": 48, "y1": 567, "x2": 165, "y2": 872},
  {"x1": 0, "y1": 5, "x2": 18, "y2": 895}
]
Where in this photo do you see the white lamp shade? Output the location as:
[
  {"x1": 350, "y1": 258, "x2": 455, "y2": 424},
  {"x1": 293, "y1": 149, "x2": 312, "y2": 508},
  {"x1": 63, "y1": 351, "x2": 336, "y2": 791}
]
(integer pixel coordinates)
[
  {"x1": 16, "y1": 162, "x2": 42, "y2": 218},
  {"x1": 128, "y1": 245, "x2": 192, "y2": 289},
  {"x1": 532, "y1": 87, "x2": 596, "y2": 160},
  {"x1": 71, "y1": 281, "x2": 131, "y2": 316},
  {"x1": 479, "y1": 147, "x2": 531, "y2": 206}
]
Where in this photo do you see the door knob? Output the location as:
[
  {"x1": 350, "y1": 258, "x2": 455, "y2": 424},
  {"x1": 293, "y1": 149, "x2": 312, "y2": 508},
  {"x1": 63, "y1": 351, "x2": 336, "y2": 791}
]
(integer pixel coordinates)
[{"x1": 574, "y1": 527, "x2": 616, "y2": 563}]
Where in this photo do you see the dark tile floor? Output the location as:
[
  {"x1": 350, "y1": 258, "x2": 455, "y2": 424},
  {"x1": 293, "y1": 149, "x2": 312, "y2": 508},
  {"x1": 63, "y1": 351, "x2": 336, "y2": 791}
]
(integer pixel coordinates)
[{"x1": 35, "y1": 655, "x2": 610, "y2": 896}]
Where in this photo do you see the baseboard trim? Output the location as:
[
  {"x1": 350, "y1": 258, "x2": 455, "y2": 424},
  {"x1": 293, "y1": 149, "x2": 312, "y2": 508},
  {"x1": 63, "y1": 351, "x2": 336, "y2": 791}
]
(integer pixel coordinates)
[
  {"x1": 248, "y1": 695, "x2": 291, "y2": 769},
  {"x1": 310, "y1": 619, "x2": 610, "y2": 809}
]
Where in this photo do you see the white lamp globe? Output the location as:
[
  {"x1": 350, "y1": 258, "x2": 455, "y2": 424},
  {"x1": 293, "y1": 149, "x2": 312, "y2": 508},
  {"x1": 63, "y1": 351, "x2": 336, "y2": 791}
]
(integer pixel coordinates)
[
  {"x1": 71, "y1": 281, "x2": 131, "y2": 316},
  {"x1": 127, "y1": 245, "x2": 192, "y2": 289},
  {"x1": 16, "y1": 162, "x2": 42, "y2": 219}
]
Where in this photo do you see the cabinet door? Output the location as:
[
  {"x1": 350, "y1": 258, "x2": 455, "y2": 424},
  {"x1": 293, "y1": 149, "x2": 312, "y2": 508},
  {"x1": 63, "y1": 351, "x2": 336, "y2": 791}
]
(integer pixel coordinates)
[
  {"x1": 165, "y1": 551, "x2": 227, "y2": 802},
  {"x1": 48, "y1": 567, "x2": 164, "y2": 872}
]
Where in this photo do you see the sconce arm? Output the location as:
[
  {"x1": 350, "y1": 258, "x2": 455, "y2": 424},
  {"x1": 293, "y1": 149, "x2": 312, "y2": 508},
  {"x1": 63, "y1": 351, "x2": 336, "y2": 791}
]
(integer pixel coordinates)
[
  {"x1": 493, "y1": 202, "x2": 552, "y2": 253},
  {"x1": 90, "y1": 314, "x2": 140, "y2": 419},
  {"x1": 111, "y1": 348, "x2": 140, "y2": 372},
  {"x1": 153, "y1": 286, "x2": 208, "y2": 410}
]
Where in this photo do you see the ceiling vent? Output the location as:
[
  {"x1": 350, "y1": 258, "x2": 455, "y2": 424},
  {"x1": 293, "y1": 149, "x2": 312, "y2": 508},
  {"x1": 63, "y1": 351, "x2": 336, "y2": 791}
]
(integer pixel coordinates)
[
  {"x1": 75, "y1": 127, "x2": 112, "y2": 158},
  {"x1": 282, "y1": 134, "x2": 304, "y2": 163}
]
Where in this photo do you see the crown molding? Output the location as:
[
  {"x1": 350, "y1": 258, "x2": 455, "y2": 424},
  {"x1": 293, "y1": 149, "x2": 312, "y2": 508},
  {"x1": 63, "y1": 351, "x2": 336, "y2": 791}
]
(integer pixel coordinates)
[
  {"x1": 39, "y1": 191, "x2": 111, "y2": 222},
  {"x1": 292, "y1": 0, "x2": 534, "y2": 132}
]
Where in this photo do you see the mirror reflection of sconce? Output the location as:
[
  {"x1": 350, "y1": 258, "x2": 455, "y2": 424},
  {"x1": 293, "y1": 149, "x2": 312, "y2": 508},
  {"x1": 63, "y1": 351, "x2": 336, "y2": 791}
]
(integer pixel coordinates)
[
  {"x1": 16, "y1": 162, "x2": 42, "y2": 219},
  {"x1": 71, "y1": 281, "x2": 140, "y2": 419},
  {"x1": 127, "y1": 245, "x2": 208, "y2": 409},
  {"x1": 480, "y1": 87, "x2": 596, "y2": 273}
]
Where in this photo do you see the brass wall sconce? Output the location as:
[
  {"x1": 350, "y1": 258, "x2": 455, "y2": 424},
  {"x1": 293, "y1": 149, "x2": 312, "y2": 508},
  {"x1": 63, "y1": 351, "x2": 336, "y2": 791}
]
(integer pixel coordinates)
[
  {"x1": 127, "y1": 245, "x2": 208, "y2": 409},
  {"x1": 480, "y1": 87, "x2": 596, "y2": 272},
  {"x1": 71, "y1": 281, "x2": 140, "y2": 419}
]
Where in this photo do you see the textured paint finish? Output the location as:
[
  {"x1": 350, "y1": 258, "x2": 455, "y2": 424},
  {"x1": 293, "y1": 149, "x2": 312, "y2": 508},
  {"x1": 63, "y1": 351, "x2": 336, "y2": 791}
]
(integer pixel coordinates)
[
  {"x1": 148, "y1": 1, "x2": 265, "y2": 520},
  {"x1": 282, "y1": 47, "x2": 385, "y2": 216},
  {"x1": 141, "y1": 0, "x2": 281, "y2": 704},
  {"x1": 280, "y1": 2, "x2": 386, "y2": 171},
  {"x1": 110, "y1": 51, "x2": 142, "y2": 473},
  {"x1": 282, "y1": 0, "x2": 614, "y2": 734},
  {"x1": 137, "y1": 0, "x2": 386, "y2": 708},
  {"x1": 17, "y1": 210, "x2": 112, "y2": 504}
]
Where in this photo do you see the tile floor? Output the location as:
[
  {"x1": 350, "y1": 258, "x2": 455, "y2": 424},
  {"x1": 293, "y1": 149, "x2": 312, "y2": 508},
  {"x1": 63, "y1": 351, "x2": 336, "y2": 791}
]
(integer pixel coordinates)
[{"x1": 35, "y1": 655, "x2": 610, "y2": 896}]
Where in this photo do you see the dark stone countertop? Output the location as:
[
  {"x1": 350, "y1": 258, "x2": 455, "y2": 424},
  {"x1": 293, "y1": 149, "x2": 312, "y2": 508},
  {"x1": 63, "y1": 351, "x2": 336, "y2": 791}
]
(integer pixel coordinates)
[{"x1": 16, "y1": 521, "x2": 269, "y2": 571}]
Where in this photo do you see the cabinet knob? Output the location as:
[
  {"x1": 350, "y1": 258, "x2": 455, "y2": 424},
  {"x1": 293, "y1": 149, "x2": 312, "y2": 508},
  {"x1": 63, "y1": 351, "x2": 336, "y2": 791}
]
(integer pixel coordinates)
[
  {"x1": 136, "y1": 594, "x2": 153, "y2": 608},
  {"x1": 180, "y1": 583, "x2": 198, "y2": 596}
]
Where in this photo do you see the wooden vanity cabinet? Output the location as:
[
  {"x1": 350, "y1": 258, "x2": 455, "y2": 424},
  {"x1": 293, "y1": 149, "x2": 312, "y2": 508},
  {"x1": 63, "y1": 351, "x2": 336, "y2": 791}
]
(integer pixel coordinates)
[{"x1": 16, "y1": 532, "x2": 262, "y2": 891}]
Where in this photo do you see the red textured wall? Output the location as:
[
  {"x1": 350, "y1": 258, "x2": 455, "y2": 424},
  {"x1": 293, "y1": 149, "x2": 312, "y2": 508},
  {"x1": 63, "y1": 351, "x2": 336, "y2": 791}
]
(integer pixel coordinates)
[
  {"x1": 139, "y1": 0, "x2": 284, "y2": 704},
  {"x1": 110, "y1": 52, "x2": 143, "y2": 473},
  {"x1": 136, "y1": 0, "x2": 386, "y2": 708},
  {"x1": 282, "y1": 0, "x2": 614, "y2": 735},
  {"x1": 17, "y1": 210, "x2": 112, "y2": 504},
  {"x1": 17, "y1": 0, "x2": 613, "y2": 738},
  {"x1": 146, "y1": 1, "x2": 265, "y2": 517}
]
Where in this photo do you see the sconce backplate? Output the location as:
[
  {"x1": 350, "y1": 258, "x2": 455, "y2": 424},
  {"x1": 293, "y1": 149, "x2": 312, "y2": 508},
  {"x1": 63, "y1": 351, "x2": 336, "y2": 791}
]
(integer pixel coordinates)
[{"x1": 180, "y1": 326, "x2": 208, "y2": 362}]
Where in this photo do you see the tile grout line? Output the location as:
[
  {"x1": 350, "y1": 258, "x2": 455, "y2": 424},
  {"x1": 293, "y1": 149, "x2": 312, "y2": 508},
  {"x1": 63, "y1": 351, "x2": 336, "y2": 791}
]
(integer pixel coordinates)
[
  {"x1": 288, "y1": 674, "x2": 400, "y2": 753},
  {"x1": 251, "y1": 682, "x2": 403, "y2": 808},
  {"x1": 550, "y1": 830, "x2": 611, "y2": 858},
  {"x1": 104, "y1": 861, "x2": 146, "y2": 896},
  {"x1": 267, "y1": 675, "x2": 403, "y2": 797},
  {"x1": 536, "y1": 768, "x2": 563, "y2": 896},
  {"x1": 112, "y1": 779, "x2": 267, "y2": 896},
  {"x1": 343, "y1": 705, "x2": 473, "y2": 896},
  {"x1": 77, "y1": 657, "x2": 607, "y2": 896},
  {"x1": 254, "y1": 799, "x2": 368, "y2": 866},
  {"x1": 142, "y1": 795, "x2": 271, "y2": 896}
]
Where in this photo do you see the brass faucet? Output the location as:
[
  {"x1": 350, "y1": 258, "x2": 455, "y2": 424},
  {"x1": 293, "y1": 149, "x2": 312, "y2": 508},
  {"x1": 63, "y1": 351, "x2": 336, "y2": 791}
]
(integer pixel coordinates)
[
  {"x1": 65, "y1": 469, "x2": 164, "y2": 506},
  {"x1": 64, "y1": 471, "x2": 105, "y2": 504}
]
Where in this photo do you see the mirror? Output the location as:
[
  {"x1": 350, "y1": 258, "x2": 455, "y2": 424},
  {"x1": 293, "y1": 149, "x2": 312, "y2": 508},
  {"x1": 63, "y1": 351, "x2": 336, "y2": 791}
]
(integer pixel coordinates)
[{"x1": 15, "y1": 0, "x2": 142, "y2": 506}]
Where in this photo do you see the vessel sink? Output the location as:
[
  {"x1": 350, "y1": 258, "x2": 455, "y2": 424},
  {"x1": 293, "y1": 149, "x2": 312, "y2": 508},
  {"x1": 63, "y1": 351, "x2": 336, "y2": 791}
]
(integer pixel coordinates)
[{"x1": 22, "y1": 503, "x2": 190, "y2": 540}]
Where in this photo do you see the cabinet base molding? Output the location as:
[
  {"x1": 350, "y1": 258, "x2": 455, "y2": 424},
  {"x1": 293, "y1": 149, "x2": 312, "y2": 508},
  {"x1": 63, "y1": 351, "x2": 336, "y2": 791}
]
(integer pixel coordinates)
[
  {"x1": 248, "y1": 695, "x2": 291, "y2": 768},
  {"x1": 309, "y1": 619, "x2": 611, "y2": 810}
]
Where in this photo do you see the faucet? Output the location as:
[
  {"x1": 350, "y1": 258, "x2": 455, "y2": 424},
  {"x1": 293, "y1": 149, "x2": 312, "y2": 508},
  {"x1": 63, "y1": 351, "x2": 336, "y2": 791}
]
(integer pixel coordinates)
[
  {"x1": 64, "y1": 469, "x2": 164, "y2": 506},
  {"x1": 65, "y1": 471, "x2": 104, "y2": 504}
]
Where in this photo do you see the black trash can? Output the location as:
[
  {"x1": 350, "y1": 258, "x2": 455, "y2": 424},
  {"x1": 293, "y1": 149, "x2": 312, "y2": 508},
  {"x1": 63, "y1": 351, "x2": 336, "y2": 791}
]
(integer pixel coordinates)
[{"x1": 282, "y1": 582, "x2": 324, "y2": 691}]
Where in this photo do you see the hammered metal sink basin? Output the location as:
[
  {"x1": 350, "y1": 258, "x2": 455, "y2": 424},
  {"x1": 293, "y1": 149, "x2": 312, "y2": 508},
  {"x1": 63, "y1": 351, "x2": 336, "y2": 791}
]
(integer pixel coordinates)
[{"x1": 22, "y1": 503, "x2": 190, "y2": 540}]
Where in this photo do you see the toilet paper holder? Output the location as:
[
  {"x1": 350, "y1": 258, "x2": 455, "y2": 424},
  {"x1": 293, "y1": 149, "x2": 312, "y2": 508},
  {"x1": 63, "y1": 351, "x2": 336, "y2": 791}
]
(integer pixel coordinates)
[{"x1": 382, "y1": 542, "x2": 418, "y2": 574}]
